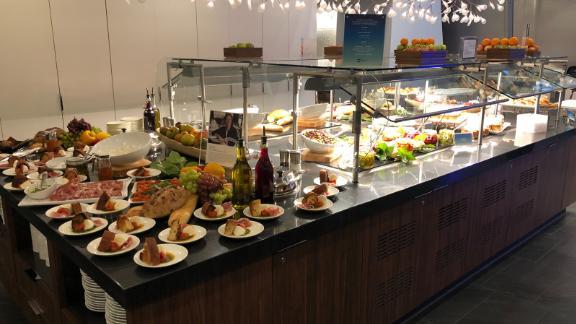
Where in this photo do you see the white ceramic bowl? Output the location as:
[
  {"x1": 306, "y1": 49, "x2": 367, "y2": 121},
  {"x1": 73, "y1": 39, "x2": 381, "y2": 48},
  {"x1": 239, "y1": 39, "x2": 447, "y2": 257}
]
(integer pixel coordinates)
[
  {"x1": 24, "y1": 181, "x2": 59, "y2": 200},
  {"x1": 299, "y1": 103, "x2": 327, "y2": 119},
  {"x1": 301, "y1": 130, "x2": 335, "y2": 154},
  {"x1": 92, "y1": 132, "x2": 151, "y2": 165}
]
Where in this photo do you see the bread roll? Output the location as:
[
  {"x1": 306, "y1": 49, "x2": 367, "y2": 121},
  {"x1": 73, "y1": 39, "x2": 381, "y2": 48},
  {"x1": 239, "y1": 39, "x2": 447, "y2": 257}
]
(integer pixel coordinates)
[
  {"x1": 168, "y1": 194, "x2": 198, "y2": 226},
  {"x1": 249, "y1": 199, "x2": 261, "y2": 217},
  {"x1": 143, "y1": 187, "x2": 191, "y2": 219}
]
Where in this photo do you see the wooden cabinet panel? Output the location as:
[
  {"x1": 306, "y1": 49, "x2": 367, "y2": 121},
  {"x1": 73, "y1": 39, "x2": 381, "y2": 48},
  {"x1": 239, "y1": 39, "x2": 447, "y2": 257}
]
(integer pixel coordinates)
[
  {"x1": 535, "y1": 140, "x2": 567, "y2": 227},
  {"x1": 563, "y1": 136, "x2": 576, "y2": 208},
  {"x1": 467, "y1": 162, "x2": 511, "y2": 270}
]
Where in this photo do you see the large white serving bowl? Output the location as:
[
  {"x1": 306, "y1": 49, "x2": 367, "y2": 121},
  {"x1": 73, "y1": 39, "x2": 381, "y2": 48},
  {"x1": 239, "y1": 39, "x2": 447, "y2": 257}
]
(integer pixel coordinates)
[
  {"x1": 299, "y1": 103, "x2": 327, "y2": 119},
  {"x1": 92, "y1": 132, "x2": 151, "y2": 165},
  {"x1": 300, "y1": 129, "x2": 335, "y2": 154}
]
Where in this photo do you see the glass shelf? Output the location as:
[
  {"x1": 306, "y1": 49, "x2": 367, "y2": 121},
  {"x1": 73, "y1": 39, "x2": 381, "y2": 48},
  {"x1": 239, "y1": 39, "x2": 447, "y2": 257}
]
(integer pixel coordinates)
[{"x1": 521, "y1": 66, "x2": 576, "y2": 90}]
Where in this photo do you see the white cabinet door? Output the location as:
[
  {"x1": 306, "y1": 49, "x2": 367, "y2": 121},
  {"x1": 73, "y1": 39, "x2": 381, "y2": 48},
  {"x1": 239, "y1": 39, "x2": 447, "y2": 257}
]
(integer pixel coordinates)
[
  {"x1": 50, "y1": 0, "x2": 115, "y2": 129},
  {"x1": 107, "y1": 0, "x2": 198, "y2": 119},
  {"x1": 0, "y1": 0, "x2": 63, "y2": 139}
]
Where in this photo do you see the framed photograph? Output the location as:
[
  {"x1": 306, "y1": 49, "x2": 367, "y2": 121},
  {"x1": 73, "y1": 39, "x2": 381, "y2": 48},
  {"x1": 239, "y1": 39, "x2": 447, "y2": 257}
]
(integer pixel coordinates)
[
  {"x1": 460, "y1": 37, "x2": 478, "y2": 61},
  {"x1": 206, "y1": 111, "x2": 244, "y2": 167}
]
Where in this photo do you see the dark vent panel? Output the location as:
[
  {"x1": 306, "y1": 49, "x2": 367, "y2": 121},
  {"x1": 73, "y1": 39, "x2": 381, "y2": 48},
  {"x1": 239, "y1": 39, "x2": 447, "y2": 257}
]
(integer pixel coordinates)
[
  {"x1": 375, "y1": 269, "x2": 414, "y2": 307},
  {"x1": 376, "y1": 222, "x2": 416, "y2": 260},
  {"x1": 435, "y1": 239, "x2": 465, "y2": 270},
  {"x1": 482, "y1": 180, "x2": 507, "y2": 208},
  {"x1": 515, "y1": 199, "x2": 535, "y2": 222},
  {"x1": 479, "y1": 219, "x2": 503, "y2": 244},
  {"x1": 438, "y1": 198, "x2": 468, "y2": 231},
  {"x1": 519, "y1": 166, "x2": 538, "y2": 190}
]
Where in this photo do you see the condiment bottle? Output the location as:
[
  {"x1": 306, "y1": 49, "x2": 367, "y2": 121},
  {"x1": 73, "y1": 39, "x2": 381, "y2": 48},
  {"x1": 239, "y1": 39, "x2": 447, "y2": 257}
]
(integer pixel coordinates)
[
  {"x1": 143, "y1": 89, "x2": 156, "y2": 133},
  {"x1": 254, "y1": 127, "x2": 275, "y2": 203},
  {"x1": 95, "y1": 155, "x2": 113, "y2": 181}
]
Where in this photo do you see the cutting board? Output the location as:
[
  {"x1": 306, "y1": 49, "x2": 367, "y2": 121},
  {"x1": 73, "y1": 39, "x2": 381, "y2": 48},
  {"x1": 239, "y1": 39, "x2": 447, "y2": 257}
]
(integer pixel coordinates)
[
  {"x1": 301, "y1": 149, "x2": 341, "y2": 163},
  {"x1": 112, "y1": 159, "x2": 151, "y2": 178},
  {"x1": 298, "y1": 118, "x2": 326, "y2": 130}
]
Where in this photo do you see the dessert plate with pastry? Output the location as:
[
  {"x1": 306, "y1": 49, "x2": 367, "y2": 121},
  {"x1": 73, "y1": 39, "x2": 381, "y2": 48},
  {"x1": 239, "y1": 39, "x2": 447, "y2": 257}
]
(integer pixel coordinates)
[
  {"x1": 194, "y1": 202, "x2": 236, "y2": 221},
  {"x1": 133, "y1": 237, "x2": 188, "y2": 268},
  {"x1": 58, "y1": 213, "x2": 108, "y2": 236},
  {"x1": 158, "y1": 222, "x2": 207, "y2": 244},
  {"x1": 108, "y1": 213, "x2": 156, "y2": 235},
  {"x1": 302, "y1": 183, "x2": 339, "y2": 197},
  {"x1": 86, "y1": 230, "x2": 140, "y2": 256},
  {"x1": 87, "y1": 192, "x2": 130, "y2": 215},
  {"x1": 242, "y1": 199, "x2": 284, "y2": 220},
  {"x1": 46, "y1": 202, "x2": 89, "y2": 220},
  {"x1": 126, "y1": 167, "x2": 161, "y2": 179},
  {"x1": 314, "y1": 169, "x2": 348, "y2": 187},
  {"x1": 218, "y1": 218, "x2": 264, "y2": 239},
  {"x1": 3, "y1": 159, "x2": 35, "y2": 176},
  {"x1": 295, "y1": 192, "x2": 333, "y2": 212}
]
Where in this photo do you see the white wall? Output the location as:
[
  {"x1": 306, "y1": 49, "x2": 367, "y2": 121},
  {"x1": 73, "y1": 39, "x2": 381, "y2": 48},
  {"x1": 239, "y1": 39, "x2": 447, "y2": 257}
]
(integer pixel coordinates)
[{"x1": 0, "y1": 0, "x2": 317, "y2": 139}]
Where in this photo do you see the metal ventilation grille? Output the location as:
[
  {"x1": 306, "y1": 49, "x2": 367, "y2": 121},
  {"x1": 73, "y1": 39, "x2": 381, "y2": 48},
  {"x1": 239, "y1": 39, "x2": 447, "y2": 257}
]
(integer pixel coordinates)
[
  {"x1": 376, "y1": 222, "x2": 416, "y2": 260},
  {"x1": 435, "y1": 239, "x2": 465, "y2": 270},
  {"x1": 515, "y1": 199, "x2": 535, "y2": 221},
  {"x1": 438, "y1": 198, "x2": 468, "y2": 231},
  {"x1": 482, "y1": 180, "x2": 507, "y2": 208},
  {"x1": 479, "y1": 218, "x2": 503, "y2": 244},
  {"x1": 519, "y1": 166, "x2": 538, "y2": 190},
  {"x1": 375, "y1": 269, "x2": 414, "y2": 307}
]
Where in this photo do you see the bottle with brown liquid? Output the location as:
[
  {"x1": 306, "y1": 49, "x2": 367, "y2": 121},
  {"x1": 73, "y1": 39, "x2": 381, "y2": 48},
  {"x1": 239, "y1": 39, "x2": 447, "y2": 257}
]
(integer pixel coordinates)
[{"x1": 254, "y1": 129, "x2": 275, "y2": 203}]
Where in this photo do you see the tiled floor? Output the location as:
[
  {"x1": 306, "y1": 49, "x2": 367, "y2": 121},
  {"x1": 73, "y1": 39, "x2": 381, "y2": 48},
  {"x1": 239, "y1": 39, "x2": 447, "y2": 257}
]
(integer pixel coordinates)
[{"x1": 413, "y1": 205, "x2": 576, "y2": 324}]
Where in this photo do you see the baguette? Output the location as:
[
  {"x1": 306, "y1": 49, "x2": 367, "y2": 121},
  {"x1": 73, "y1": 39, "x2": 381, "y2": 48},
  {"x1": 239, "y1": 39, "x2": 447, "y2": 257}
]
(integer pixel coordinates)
[{"x1": 168, "y1": 194, "x2": 198, "y2": 226}]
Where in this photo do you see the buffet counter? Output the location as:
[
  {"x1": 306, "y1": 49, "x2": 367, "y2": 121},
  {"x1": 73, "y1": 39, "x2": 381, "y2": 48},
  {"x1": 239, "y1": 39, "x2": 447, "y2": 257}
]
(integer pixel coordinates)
[{"x1": 1, "y1": 123, "x2": 576, "y2": 324}]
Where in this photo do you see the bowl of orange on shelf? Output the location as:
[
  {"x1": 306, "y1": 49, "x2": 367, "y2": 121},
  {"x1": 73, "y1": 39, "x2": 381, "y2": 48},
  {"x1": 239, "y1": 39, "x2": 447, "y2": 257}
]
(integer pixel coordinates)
[{"x1": 477, "y1": 36, "x2": 540, "y2": 59}]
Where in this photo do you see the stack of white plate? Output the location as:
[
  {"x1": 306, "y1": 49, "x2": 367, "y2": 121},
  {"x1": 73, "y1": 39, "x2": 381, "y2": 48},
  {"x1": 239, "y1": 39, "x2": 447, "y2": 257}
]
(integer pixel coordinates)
[
  {"x1": 80, "y1": 270, "x2": 105, "y2": 312},
  {"x1": 106, "y1": 121, "x2": 130, "y2": 135},
  {"x1": 121, "y1": 117, "x2": 145, "y2": 132},
  {"x1": 105, "y1": 293, "x2": 127, "y2": 324}
]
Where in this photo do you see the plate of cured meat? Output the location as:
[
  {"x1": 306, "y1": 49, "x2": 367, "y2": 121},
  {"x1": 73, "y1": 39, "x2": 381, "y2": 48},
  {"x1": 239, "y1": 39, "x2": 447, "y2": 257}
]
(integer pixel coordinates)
[{"x1": 18, "y1": 178, "x2": 131, "y2": 207}]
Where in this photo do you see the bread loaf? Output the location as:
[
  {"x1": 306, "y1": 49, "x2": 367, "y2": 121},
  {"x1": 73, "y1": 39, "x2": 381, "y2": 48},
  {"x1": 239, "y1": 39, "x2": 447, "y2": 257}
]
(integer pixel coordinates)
[{"x1": 168, "y1": 194, "x2": 198, "y2": 226}]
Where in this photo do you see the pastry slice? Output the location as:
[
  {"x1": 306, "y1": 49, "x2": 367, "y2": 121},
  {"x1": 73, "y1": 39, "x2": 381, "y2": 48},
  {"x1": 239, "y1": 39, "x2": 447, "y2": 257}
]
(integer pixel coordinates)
[
  {"x1": 312, "y1": 184, "x2": 328, "y2": 195},
  {"x1": 96, "y1": 191, "x2": 114, "y2": 211},
  {"x1": 319, "y1": 169, "x2": 329, "y2": 183},
  {"x1": 97, "y1": 230, "x2": 115, "y2": 252},
  {"x1": 249, "y1": 199, "x2": 262, "y2": 217},
  {"x1": 140, "y1": 237, "x2": 161, "y2": 266},
  {"x1": 116, "y1": 214, "x2": 135, "y2": 233},
  {"x1": 12, "y1": 173, "x2": 28, "y2": 188},
  {"x1": 224, "y1": 219, "x2": 237, "y2": 236},
  {"x1": 70, "y1": 202, "x2": 83, "y2": 215},
  {"x1": 71, "y1": 213, "x2": 94, "y2": 233},
  {"x1": 168, "y1": 221, "x2": 182, "y2": 241}
]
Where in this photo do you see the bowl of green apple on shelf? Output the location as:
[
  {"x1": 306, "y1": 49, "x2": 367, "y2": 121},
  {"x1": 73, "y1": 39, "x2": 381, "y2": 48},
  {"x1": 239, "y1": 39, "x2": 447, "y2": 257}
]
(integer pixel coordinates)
[{"x1": 224, "y1": 43, "x2": 263, "y2": 58}]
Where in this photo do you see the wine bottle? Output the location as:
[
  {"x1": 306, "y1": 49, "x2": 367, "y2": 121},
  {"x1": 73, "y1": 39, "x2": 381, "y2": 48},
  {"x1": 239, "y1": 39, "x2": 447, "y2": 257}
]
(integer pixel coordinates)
[
  {"x1": 232, "y1": 139, "x2": 252, "y2": 212},
  {"x1": 255, "y1": 129, "x2": 275, "y2": 203},
  {"x1": 151, "y1": 88, "x2": 161, "y2": 130}
]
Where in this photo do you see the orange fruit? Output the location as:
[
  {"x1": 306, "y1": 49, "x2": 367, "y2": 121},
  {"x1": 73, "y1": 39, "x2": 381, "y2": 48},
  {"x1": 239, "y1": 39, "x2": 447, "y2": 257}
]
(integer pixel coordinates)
[
  {"x1": 204, "y1": 162, "x2": 225, "y2": 179},
  {"x1": 525, "y1": 37, "x2": 535, "y2": 47},
  {"x1": 500, "y1": 38, "x2": 509, "y2": 46},
  {"x1": 491, "y1": 38, "x2": 500, "y2": 46},
  {"x1": 400, "y1": 38, "x2": 409, "y2": 46},
  {"x1": 427, "y1": 38, "x2": 435, "y2": 45},
  {"x1": 481, "y1": 38, "x2": 491, "y2": 46},
  {"x1": 411, "y1": 38, "x2": 419, "y2": 46},
  {"x1": 509, "y1": 37, "x2": 519, "y2": 46}
]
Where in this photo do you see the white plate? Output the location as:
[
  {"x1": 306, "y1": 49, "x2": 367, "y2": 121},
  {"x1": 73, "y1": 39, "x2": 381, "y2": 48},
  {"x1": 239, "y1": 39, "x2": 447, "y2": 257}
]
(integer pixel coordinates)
[
  {"x1": 313, "y1": 176, "x2": 348, "y2": 187},
  {"x1": 157, "y1": 225, "x2": 207, "y2": 244},
  {"x1": 3, "y1": 181, "x2": 31, "y2": 191},
  {"x1": 133, "y1": 244, "x2": 188, "y2": 268},
  {"x1": 26, "y1": 170, "x2": 63, "y2": 180},
  {"x1": 193, "y1": 206, "x2": 236, "y2": 221},
  {"x1": 18, "y1": 178, "x2": 131, "y2": 207},
  {"x1": 303, "y1": 185, "x2": 339, "y2": 197},
  {"x1": 108, "y1": 217, "x2": 156, "y2": 235},
  {"x1": 126, "y1": 168, "x2": 161, "y2": 179},
  {"x1": 218, "y1": 220, "x2": 264, "y2": 239},
  {"x1": 58, "y1": 218, "x2": 108, "y2": 236},
  {"x1": 489, "y1": 122, "x2": 512, "y2": 135},
  {"x1": 3, "y1": 166, "x2": 35, "y2": 176},
  {"x1": 242, "y1": 204, "x2": 284, "y2": 220},
  {"x1": 86, "y1": 235, "x2": 140, "y2": 256},
  {"x1": 46, "y1": 157, "x2": 68, "y2": 170},
  {"x1": 87, "y1": 199, "x2": 131, "y2": 215},
  {"x1": 45, "y1": 203, "x2": 90, "y2": 220},
  {"x1": 294, "y1": 195, "x2": 334, "y2": 212}
]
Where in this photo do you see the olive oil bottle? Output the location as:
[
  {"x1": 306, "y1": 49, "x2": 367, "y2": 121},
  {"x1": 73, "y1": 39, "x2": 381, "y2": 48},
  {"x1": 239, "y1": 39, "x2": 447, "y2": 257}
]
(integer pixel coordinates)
[{"x1": 232, "y1": 139, "x2": 252, "y2": 212}]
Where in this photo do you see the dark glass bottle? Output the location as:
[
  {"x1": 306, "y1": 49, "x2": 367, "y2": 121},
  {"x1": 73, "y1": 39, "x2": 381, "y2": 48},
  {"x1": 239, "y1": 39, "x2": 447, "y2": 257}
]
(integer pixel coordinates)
[
  {"x1": 232, "y1": 139, "x2": 252, "y2": 212},
  {"x1": 151, "y1": 88, "x2": 161, "y2": 130},
  {"x1": 143, "y1": 89, "x2": 156, "y2": 132},
  {"x1": 255, "y1": 134, "x2": 275, "y2": 203}
]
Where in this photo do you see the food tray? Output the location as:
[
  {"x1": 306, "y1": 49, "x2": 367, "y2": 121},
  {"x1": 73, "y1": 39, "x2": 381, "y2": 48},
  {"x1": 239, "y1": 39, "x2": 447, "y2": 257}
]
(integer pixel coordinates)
[
  {"x1": 486, "y1": 48, "x2": 526, "y2": 60},
  {"x1": 395, "y1": 50, "x2": 448, "y2": 65},
  {"x1": 223, "y1": 47, "x2": 263, "y2": 58},
  {"x1": 158, "y1": 133, "x2": 206, "y2": 160},
  {"x1": 18, "y1": 178, "x2": 132, "y2": 207}
]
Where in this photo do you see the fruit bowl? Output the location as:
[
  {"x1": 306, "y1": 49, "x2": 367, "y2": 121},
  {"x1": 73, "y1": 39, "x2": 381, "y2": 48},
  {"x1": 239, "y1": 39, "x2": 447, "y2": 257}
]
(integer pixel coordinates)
[
  {"x1": 92, "y1": 132, "x2": 151, "y2": 165},
  {"x1": 301, "y1": 129, "x2": 336, "y2": 154}
]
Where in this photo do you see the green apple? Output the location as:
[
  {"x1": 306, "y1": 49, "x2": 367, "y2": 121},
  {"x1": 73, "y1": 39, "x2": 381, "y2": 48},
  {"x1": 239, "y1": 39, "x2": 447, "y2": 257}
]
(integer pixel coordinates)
[
  {"x1": 237, "y1": 43, "x2": 247, "y2": 48},
  {"x1": 181, "y1": 134, "x2": 196, "y2": 146},
  {"x1": 246, "y1": 43, "x2": 254, "y2": 48},
  {"x1": 159, "y1": 126, "x2": 168, "y2": 136}
]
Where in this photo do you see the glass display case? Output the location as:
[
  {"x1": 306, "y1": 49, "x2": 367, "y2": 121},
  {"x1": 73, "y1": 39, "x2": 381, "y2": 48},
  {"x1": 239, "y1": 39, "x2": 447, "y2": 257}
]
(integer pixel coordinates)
[{"x1": 160, "y1": 57, "x2": 565, "y2": 182}]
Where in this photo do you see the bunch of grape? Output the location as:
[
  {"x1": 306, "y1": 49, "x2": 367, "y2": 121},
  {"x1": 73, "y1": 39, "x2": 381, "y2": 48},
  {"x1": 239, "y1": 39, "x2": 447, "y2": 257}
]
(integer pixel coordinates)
[
  {"x1": 198, "y1": 172, "x2": 225, "y2": 204},
  {"x1": 209, "y1": 187, "x2": 232, "y2": 205},
  {"x1": 179, "y1": 169, "x2": 200, "y2": 193}
]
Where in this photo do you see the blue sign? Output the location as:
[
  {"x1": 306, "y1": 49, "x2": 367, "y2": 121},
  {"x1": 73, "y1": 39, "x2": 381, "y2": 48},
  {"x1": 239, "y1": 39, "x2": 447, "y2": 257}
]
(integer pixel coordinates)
[{"x1": 343, "y1": 14, "x2": 386, "y2": 67}]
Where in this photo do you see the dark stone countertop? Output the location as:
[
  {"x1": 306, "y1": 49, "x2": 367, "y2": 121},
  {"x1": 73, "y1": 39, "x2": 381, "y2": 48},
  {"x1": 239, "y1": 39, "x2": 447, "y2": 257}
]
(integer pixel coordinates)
[{"x1": 1, "y1": 123, "x2": 574, "y2": 308}]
